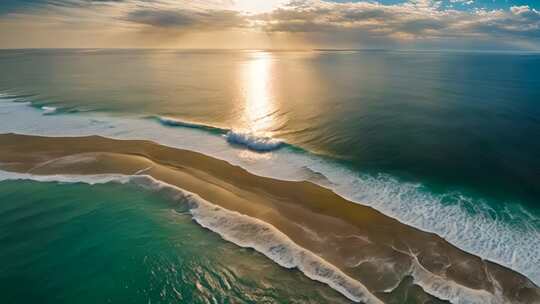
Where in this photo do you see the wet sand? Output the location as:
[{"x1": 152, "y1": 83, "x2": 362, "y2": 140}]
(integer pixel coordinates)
[{"x1": 0, "y1": 133, "x2": 538, "y2": 303}]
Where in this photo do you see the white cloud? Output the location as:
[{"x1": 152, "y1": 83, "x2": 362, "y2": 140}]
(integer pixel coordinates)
[
  {"x1": 253, "y1": 0, "x2": 540, "y2": 40},
  {"x1": 450, "y1": 0, "x2": 474, "y2": 5},
  {"x1": 0, "y1": 0, "x2": 539, "y2": 49}
]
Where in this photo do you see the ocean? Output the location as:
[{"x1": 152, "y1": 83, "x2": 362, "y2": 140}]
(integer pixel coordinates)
[{"x1": 0, "y1": 49, "x2": 539, "y2": 303}]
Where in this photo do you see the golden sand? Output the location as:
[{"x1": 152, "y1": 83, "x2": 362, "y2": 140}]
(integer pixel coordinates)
[{"x1": 1, "y1": 133, "x2": 538, "y2": 303}]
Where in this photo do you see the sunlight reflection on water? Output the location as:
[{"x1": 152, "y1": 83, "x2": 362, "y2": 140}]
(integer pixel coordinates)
[{"x1": 241, "y1": 51, "x2": 276, "y2": 136}]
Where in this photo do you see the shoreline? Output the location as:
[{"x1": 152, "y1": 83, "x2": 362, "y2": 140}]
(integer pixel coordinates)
[
  {"x1": 0, "y1": 97, "x2": 538, "y2": 287},
  {"x1": 1, "y1": 133, "x2": 539, "y2": 303}
]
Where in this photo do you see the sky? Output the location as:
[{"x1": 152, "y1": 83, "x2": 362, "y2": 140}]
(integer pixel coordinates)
[{"x1": 0, "y1": 0, "x2": 539, "y2": 50}]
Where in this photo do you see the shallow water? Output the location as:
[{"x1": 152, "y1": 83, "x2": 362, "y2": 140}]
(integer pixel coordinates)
[{"x1": 0, "y1": 180, "x2": 352, "y2": 304}]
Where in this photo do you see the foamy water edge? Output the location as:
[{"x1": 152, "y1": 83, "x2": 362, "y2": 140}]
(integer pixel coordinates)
[
  {"x1": 0, "y1": 171, "x2": 517, "y2": 303},
  {"x1": 0, "y1": 96, "x2": 538, "y2": 287},
  {"x1": 0, "y1": 170, "x2": 382, "y2": 304}
]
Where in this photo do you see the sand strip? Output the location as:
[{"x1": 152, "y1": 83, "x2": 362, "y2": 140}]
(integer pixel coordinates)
[{"x1": 0, "y1": 133, "x2": 538, "y2": 303}]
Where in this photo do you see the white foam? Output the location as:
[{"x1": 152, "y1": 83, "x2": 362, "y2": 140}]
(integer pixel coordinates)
[
  {"x1": 156, "y1": 115, "x2": 284, "y2": 152},
  {"x1": 391, "y1": 246, "x2": 503, "y2": 304},
  {"x1": 0, "y1": 170, "x2": 525, "y2": 303},
  {"x1": 41, "y1": 106, "x2": 57, "y2": 115},
  {"x1": 0, "y1": 170, "x2": 381, "y2": 304},
  {"x1": 157, "y1": 116, "x2": 215, "y2": 129},
  {"x1": 0, "y1": 170, "x2": 129, "y2": 185},
  {"x1": 224, "y1": 130, "x2": 284, "y2": 152},
  {"x1": 0, "y1": 98, "x2": 538, "y2": 287}
]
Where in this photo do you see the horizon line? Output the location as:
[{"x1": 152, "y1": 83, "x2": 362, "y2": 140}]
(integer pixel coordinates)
[{"x1": 0, "y1": 47, "x2": 539, "y2": 53}]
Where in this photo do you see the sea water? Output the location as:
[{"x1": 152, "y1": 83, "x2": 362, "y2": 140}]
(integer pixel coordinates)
[{"x1": 0, "y1": 49, "x2": 539, "y2": 297}]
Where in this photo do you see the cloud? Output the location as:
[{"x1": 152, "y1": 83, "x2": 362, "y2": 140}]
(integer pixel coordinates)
[
  {"x1": 251, "y1": 0, "x2": 450, "y2": 39},
  {"x1": 251, "y1": 0, "x2": 540, "y2": 41},
  {"x1": 0, "y1": 0, "x2": 539, "y2": 49},
  {"x1": 124, "y1": 8, "x2": 247, "y2": 30},
  {"x1": 449, "y1": 0, "x2": 474, "y2": 5},
  {"x1": 468, "y1": 6, "x2": 540, "y2": 38}
]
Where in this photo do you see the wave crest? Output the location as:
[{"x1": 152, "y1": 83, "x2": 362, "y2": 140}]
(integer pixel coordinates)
[
  {"x1": 225, "y1": 131, "x2": 284, "y2": 152},
  {"x1": 41, "y1": 106, "x2": 57, "y2": 115},
  {"x1": 156, "y1": 116, "x2": 223, "y2": 133},
  {"x1": 155, "y1": 116, "x2": 284, "y2": 152}
]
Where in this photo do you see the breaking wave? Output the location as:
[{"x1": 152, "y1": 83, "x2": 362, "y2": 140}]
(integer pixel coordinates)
[
  {"x1": 154, "y1": 115, "x2": 284, "y2": 152},
  {"x1": 224, "y1": 130, "x2": 284, "y2": 152},
  {"x1": 41, "y1": 106, "x2": 57, "y2": 115},
  {"x1": 154, "y1": 116, "x2": 226, "y2": 134}
]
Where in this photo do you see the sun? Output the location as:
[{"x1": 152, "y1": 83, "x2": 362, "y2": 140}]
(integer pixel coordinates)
[{"x1": 233, "y1": 0, "x2": 286, "y2": 13}]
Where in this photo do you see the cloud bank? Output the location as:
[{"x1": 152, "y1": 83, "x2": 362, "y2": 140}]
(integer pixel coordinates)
[
  {"x1": 257, "y1": 0, "x2": 540, "y2": 40},
  {"x1": 0, "y1": 0, "x2": 539, "y2": 49}
]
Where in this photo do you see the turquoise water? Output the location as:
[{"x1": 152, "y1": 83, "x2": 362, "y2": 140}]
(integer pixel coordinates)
[{"x1": 0, "y1": 180, "x2": 350, "y2": 304}]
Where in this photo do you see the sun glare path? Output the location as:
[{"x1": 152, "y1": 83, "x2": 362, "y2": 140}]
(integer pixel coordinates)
[{"x1": 242, "y1": 51, "x2": 276, "y2": 135}]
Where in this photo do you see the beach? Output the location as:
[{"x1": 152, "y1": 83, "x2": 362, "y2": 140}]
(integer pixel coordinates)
[{"x1": 1, "y1": 133, "x2": 538, "y2": 303}]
